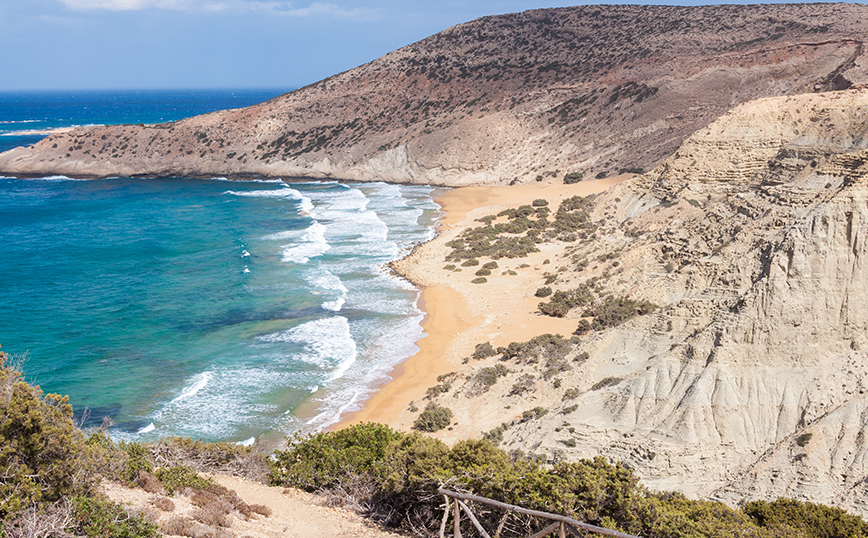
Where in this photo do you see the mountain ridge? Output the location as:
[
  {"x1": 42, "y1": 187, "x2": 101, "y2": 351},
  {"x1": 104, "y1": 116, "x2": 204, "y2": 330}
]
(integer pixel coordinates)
[{"x1": 3, "y1": 3, "x2": 868, "y2": 184}]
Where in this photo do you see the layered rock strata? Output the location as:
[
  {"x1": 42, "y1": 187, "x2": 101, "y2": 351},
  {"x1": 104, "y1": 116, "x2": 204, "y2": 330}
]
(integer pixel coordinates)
[{"x1": 411, "y1": 89, "x2": 868, "y2": 516}]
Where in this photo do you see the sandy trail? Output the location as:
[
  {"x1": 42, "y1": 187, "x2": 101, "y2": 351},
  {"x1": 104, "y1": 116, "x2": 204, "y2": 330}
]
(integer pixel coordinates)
[{"x1": 103, "y1": 474, "x2": 404, "y2": 538}]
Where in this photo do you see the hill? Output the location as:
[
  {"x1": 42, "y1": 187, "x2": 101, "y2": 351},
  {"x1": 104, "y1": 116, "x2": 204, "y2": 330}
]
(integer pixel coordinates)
[
  {"x1": 2, "y1": 4, "x2": 868, "y2": 184},
  {"x1": 387, "y1": 87, "x2": 868, "y2": 517}
]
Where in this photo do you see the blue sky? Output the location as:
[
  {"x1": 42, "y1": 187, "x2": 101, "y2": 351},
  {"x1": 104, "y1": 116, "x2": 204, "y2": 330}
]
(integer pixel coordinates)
[{"x1": 0, "y1": 0, "x2": 854, "y2": 91}]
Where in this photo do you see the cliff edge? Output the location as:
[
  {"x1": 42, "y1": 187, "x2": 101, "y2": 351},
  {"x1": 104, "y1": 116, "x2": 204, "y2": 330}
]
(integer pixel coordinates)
[{"x1": 396, "y1": 88, "x2": 868, "y2": 517}]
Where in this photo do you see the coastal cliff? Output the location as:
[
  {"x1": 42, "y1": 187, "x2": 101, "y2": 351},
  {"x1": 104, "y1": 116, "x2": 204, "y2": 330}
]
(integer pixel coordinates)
[
  {"x1": 3, "y1": 4, "x2": 868, "y2": 184},
  {"x1": 392, "y1": 88, "x2": 868, "y2": 516}
]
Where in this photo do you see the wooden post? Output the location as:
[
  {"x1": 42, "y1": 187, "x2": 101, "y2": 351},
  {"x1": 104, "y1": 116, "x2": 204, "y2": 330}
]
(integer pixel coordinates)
[{"x1": 454, "y1": 497, "x2": 462, "y2": 538}]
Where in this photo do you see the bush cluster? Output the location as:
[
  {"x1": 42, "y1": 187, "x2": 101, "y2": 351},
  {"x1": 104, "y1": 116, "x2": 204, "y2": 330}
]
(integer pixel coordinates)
[
  {"x1": 538, "y1": 283, "x2": 595, "y2": 317},
  {"x1": 0, "y1": 352, "x2": 94, "y2": 521},
  {"x1": 445, "y1": 196, "x2": 597, "y2": 262},
  {"x1": 583, "y1": 297, "x2": 658, "y2": 330},
  {"x1": 413, "y1": 404, "x2": 454, "y2": 432},
  {"x1": 270, "y1": 423, "x2": 868, "y2": 538},
  {"x1": 564, "y1": 171, "x2": 584, "y2": 184}
]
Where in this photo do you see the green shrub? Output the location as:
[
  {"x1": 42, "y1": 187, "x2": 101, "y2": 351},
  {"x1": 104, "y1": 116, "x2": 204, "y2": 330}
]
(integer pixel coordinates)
[
  {"x1": 521, "y1": 407, "x2": 549, "y2": 421},
  {"x1": 475, "y1": 268, "x2": 492, "y2": 276},
  {"x1": 471, "y1": 277, "x2": 488, "y2": 284},
  {"x1": 564, "y1": 172, "x2": 584, "y2": 184},
  {"x1": 426, "y1": 383, "x2": 451, "y2": 397},
  {"x1": 121, "y1": 442, "x2": 155, "y2": 483},
  {"x1": 483, "y1": 423, "x2": 510, "y2": 445},
  {"x1": 500, "y1": 334, "x2": 573, "y2": 364},
  {"x1": 472, "y1": 342, "x2": 497, "y2": 360},
  {"x1": 482, "y1": 261, "x2": 499, "y2": 269},
  {"x1": 535, "y1": 286, "x2": 553, "y2": 297},
  {"x1": 575, "y1": 319, "x2": 591, "y2": 335},
  {"x1": 585, "y1": 297, "x2": 658, "y2": 330},
  {"x1": 271, "y1": 423, "x2": 863, "y2": 538},
  {"x1": 461, "y1": 258, "x2": 480, "y2": 266},
  {"x1": 155, "y1": 465, "x2": 216, "y2": 495},
  {"x1": 0, "y1": 351, "x2": 94, "y2": 520},
  {"x1": 69, "y1": 496, "x2": 159, "y2": 538},
  {"x1": 471, "y1": 364, "x2": 508, "y2": 394},
  {"x1": 413, "y1": 404, "x2": 453, "y2": 432},
  {"x1": 271, "y1": 423, "x2": 401, "y2": 490},
  {"x1": 796, "y1": 433, "x2": 813, "y2": 447},
  {"x1": 591, "y1": 377, "x2": 623, "y2": 391},
  {"x1": 743, "y1": 498, "x2": 868, "y2": 537},
  {"x1": 532, "y1": 198, "x2": 549, "y2": 207}
]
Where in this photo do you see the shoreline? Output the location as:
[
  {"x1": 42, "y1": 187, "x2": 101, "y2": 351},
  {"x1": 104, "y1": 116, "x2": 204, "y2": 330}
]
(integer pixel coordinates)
[{"x1": 337, "y1": 175, "x2": 631, "y2": 434}]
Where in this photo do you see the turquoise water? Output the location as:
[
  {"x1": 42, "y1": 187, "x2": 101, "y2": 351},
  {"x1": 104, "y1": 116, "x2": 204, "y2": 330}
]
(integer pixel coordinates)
[
  {"x1": 0, "y1": 89, "x2": 443, "y2": 443},
  {"x1": 0, "y1": 89, "x2": 288, "y2": 153},
  {"x1": 0, "y1": 176, "x2": 441, "y2": 443}
]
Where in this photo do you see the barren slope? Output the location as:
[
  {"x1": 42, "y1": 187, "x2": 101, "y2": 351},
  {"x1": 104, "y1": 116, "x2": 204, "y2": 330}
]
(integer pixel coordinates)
[
  {"x1": 3, "y1": 4, "x2": 868, "y2": 184},
  {"x1": 399, "y1": 88, "x2": 868, "y2": 517}
]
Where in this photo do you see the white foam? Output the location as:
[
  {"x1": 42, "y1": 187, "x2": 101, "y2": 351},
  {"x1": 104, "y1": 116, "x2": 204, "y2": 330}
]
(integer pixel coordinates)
[
  {"x1": 210, "y1": 177, "x2": 285, "y2": 184},
  {"x1": 223, "y1": 187, "x2": 312, "y2": 213},
  {"x1": 170, "y1": 371, "x2": 212, "y2": 404},
  {"x1": 237, "y1": 437, "x2": 255, "y2": 447},
  {"x1": 152, "y1": 366, "x2": 298, "y2": 440},
  {"x1": 243, "y1": 267, "x2": 250, "y2": 274},
  {"x1": 0, "y1": 119, "x2": 40, "y2": 124},
  {"x1": 259, "y1": 317, "x2": 357, "y2": 380},
  {"x1": 281, "y1": 221, "x2": 330, "y2": 264},
  {"x1": 241, "y1": 250, "x2": 251, "y2": 258},
  {"x1": 137, "y1": 422, "x2": 156, "y2": 434},
  {"x1": 32, "y1": 175, "x2": 78, "y2": 181},
  {"x1": 306, "y1": 269, "x2": 348, "y2": 312}
]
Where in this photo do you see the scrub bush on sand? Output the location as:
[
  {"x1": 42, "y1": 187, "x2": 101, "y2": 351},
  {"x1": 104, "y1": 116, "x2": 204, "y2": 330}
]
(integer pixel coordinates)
[{"x1": 271, "y1": 423, "x2": 868, "y2": 538}]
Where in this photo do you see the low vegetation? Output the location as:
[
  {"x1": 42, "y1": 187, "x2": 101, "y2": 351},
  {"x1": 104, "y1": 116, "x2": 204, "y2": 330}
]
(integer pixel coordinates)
[
  {"x1": 271, "y1": 423, "x2": 868, "y2": 538},
  {"x1": 3, "y1": 345, "x2": 868, "y2": 538},
  {"x1": 445, "y1": 195, "x2": 597, "y2": 261},
  {"x1": 413, "y1": 403, "x2": 454, "y2": 432}
]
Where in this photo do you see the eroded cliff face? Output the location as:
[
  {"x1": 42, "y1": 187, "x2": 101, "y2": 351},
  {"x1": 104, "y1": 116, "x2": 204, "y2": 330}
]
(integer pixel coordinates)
[
  {"x1": 414, "y1": 89, "x2": 868, "y2": 516},
  {"x1": 2, "y1": 4, "x2": 868, "y2": 185}
]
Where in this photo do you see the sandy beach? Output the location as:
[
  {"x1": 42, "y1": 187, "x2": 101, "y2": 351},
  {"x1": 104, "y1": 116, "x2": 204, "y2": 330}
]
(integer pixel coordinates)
[{"x1": 341, "y1": 175, "x2": 630, "y2": 432}]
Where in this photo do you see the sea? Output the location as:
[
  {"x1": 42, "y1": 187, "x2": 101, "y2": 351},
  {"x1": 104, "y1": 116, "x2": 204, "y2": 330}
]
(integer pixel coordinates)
[{"x1": 0, "y1": 90, "x2": 443, "y2": 445}]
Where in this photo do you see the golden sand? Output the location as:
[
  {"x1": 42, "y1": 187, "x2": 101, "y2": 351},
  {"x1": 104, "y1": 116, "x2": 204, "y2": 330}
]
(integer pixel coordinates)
[{"x1": 340, "y1": 176, "x2": 630, "y2": 429}]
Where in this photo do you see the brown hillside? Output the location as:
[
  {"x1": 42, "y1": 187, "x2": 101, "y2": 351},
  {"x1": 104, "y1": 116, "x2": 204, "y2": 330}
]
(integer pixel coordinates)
[{"x1": 2, "y1": 4, "x2": 868, "y2": 184}]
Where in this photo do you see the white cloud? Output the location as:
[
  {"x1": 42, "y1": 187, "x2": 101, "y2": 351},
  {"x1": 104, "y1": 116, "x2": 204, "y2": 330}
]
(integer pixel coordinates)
[{"x1": 58, "y1": 0, "x2": 375, "y2": 18}]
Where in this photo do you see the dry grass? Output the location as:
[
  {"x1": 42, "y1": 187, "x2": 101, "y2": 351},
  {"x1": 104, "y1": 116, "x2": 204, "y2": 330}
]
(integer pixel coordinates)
[
  {"x1": 149, "y1": 437, "x2": 270, "y2": 483},
  {"x1": 136, "y1": 469, "x2": 165, "y2": 494},
  {"x1": 160, "y1": 515, "x2": 233, "y2": 538},
  {"x1": 248, "y1": 503, "x2": 272, "y2": 517},
  {"x1": 1, "y1": 500, "x2": 73, "y2": 538},
  {"x1": 150, "y1": 495, "x2": 175, "y2": 512}
]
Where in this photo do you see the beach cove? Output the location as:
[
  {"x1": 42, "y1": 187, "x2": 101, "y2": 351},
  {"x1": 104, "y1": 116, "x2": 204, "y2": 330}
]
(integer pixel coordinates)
[{"x1": 342, "y1": 175, "x2": 630, "y2": 437}]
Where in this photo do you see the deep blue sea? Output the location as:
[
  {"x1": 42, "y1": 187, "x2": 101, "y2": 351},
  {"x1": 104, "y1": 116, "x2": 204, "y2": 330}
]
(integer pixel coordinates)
[{"x1": 0, "y1": 90, "x2": 442, "y2": 444}]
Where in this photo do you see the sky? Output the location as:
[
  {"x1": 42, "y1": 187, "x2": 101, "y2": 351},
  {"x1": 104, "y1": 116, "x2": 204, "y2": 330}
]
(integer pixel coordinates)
[{"x1": 0, "y1": 0, "x2": 857, "y2": 91}]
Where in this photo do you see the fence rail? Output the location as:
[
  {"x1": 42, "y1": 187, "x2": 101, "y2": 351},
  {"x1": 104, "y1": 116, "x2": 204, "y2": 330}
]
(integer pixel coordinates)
[{"x1": 438, "y1": 489, "x2": 640, "y2": 538}]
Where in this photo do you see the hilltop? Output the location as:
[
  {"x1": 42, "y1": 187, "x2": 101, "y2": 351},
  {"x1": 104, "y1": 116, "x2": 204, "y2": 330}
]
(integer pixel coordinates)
[{"x1": 2, "y1": 4, "x2": 868, "y2": 184}]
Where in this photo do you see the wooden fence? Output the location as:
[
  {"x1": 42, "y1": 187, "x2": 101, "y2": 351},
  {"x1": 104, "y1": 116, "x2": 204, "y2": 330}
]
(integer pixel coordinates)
[{"x1": 438, "y1": 489, "x2": 640, "y2": 538}]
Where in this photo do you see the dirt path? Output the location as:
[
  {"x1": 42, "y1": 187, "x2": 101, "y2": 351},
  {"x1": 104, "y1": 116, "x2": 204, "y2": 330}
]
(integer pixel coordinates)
[{"x1": 102, "y1": 474, "x2": 406, "y2": 538}]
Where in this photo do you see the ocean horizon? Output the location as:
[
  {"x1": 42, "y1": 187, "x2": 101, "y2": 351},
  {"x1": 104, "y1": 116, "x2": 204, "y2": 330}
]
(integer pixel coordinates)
[{"x1": 0, "y1": 89, "x2": 443, "y2": 444}]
